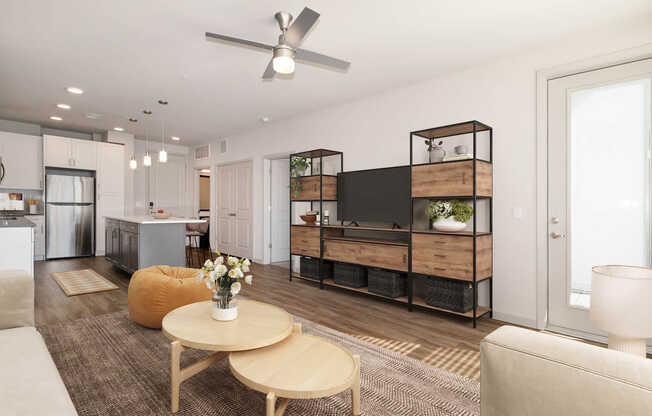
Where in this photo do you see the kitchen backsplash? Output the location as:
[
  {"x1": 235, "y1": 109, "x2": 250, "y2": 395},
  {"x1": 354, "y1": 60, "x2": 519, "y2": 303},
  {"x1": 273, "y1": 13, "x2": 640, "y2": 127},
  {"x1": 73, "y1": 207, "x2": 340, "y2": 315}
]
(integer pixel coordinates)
[{"x1": 0, "y1": 188, "x2": 43, "y2": 213}]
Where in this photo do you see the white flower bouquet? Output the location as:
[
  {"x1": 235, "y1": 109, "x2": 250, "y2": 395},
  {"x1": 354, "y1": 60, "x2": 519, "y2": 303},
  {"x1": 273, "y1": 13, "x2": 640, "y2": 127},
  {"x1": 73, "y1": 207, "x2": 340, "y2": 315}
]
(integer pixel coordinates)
[{"x1": 197, "y1": 253, "x2": 253, "y2": 312}]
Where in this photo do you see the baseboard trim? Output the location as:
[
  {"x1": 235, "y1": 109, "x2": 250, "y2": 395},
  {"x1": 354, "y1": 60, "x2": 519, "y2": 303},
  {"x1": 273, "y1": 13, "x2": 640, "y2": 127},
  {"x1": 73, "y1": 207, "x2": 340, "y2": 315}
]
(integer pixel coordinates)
[{"x1": 492, "y1": 311, "x2": 537, "y2": 329}]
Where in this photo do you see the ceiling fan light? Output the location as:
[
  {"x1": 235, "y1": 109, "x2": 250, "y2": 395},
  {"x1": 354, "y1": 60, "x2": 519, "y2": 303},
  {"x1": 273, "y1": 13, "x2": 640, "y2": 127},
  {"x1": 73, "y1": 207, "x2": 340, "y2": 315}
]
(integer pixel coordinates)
[
  {"x1": 159, "y1": 149, "x2": 168, "y2": 163},
  {"x1": 272, "y1": 46, "x2": 295, "y2": 74}
]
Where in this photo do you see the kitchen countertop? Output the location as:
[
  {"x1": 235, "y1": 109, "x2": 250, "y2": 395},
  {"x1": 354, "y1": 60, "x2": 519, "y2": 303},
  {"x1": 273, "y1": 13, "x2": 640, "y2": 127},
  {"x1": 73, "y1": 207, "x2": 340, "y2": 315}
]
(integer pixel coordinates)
[
  {"x1": 0, "y1": 217, "x2": 36, "y2": 228},
  {"x1": 104, "y1": 216, "x2": 206, "y2": 225}
]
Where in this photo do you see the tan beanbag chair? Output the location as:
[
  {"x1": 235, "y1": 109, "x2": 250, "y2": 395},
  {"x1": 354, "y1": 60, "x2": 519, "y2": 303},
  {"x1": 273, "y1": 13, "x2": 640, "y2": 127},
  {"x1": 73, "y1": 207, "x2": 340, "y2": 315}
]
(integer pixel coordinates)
[{"x1": 128, "y1": 265, "x2": 212, "y2": 329}]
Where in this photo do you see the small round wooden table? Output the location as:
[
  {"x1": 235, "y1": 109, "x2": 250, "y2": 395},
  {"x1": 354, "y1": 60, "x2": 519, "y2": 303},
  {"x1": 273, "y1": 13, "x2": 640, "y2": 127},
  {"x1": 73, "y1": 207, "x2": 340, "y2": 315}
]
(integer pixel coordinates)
[
  {"x1": 162, "y1": 299, "x2": 293, "y2": 413},
  {"x1": 229, "y1": 324, "x2": 361, "y2": 416}
]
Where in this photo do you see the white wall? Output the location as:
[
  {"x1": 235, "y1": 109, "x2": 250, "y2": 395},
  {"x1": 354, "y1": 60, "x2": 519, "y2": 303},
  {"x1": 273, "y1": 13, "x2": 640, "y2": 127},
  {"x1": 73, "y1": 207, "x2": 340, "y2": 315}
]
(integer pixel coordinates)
[{"x1": 207, "y1": 19, "x2": 652, "y2": 327}]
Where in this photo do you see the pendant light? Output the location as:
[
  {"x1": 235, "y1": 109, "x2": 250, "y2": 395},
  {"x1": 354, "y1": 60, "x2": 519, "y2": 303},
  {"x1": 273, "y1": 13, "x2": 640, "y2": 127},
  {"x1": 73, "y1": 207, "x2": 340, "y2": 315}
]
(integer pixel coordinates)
[
  {"x1": 143, "y1": 110, "x2": 152, "y2": 167},
  {"x1": 158, "y1": 100, "x2": 168, "y2": 163},
  {"x1": 128, "y1": 117, "x2": 138, "y2": 169}
]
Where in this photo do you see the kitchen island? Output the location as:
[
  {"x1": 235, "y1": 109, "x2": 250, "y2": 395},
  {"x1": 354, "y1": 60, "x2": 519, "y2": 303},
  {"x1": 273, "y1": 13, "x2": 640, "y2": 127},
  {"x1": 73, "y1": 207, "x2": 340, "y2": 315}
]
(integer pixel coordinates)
[
  {"x1": 0, "y1": 217, "x2": 35, "y2": 277},
  {"x1": 104, "y1": 216, "x2": 206, "y2": 274}
]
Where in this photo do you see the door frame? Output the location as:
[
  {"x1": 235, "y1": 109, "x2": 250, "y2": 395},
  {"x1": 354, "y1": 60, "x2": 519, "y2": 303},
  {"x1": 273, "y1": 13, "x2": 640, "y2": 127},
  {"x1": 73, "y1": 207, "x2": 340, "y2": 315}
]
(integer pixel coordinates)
[
  {"x1": 214, "y1": 158, "x2": 254, "y2": 259},
  {"x1": 535, "y1": 43, "x2": 652, "y2": 332},
  {"x1": 263, "y1": 152, "x2": 294, "y2": 265}
]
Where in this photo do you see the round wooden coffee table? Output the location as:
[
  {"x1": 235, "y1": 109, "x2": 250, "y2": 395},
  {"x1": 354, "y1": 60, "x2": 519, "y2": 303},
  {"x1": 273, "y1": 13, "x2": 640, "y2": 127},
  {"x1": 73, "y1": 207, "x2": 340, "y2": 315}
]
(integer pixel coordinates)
[
  {"x1": 162, "y1": 299, "x2": 293, "y2": 412},
  {"x1": 229, "y1": 324, "x2": 361, "y2": 416}
]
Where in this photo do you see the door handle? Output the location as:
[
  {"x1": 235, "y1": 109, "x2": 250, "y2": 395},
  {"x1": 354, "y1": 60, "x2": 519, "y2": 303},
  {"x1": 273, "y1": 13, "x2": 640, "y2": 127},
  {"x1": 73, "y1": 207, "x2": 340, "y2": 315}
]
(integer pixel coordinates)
[
  {"x1": 228, "y1": 213, "x2": 236, "y2": 217},
  {"x1": 550, "y1": 232, "x2": 563, "y2": 239}
]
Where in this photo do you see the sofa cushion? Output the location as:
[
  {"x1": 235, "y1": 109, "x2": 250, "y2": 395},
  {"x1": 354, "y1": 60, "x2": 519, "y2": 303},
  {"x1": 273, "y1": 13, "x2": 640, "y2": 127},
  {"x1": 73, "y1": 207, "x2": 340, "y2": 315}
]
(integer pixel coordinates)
[{"x1": 0, "y1": 327, "x2": 77, "y2": 415}]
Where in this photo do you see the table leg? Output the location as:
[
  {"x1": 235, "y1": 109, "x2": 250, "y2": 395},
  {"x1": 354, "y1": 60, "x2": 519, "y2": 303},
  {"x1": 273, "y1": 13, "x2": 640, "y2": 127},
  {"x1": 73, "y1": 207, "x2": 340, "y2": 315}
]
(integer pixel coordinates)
[
  {"x1": 352, "y1": 354, "x2": 361, "y2": 415},
  {"x1": 171, "y1": 341, "x2": 183, "y2": 413},
  {"x1": 266, "y1": 392, "x2": 276, "y2": 416}
]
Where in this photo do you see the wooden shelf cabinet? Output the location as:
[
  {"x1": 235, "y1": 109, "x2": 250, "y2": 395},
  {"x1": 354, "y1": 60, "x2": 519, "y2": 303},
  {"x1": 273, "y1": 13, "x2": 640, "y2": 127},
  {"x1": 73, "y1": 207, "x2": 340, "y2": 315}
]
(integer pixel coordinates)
[
  {"x1": 411, "y1": 233, "x2": 492, "y2": 281},
  {"x1": 411, "y1": 159, "x2": 492, "y2": 198},
  {"x1": 290, "y1": 225, "x2": 320, "y2": 257},
  {"x1": 290, "y1": 176, "x2": 337, "y2": 201},
  {"x1": 323, "y1": 238, "x2": 408, "y2": 272}
]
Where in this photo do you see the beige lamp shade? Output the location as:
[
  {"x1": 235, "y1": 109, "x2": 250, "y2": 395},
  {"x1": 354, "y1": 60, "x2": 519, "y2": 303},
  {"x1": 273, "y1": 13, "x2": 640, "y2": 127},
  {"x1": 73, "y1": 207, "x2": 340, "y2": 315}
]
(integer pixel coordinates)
[{"x1": 590, "y1": 265, "x2": 652, "y2": 339}]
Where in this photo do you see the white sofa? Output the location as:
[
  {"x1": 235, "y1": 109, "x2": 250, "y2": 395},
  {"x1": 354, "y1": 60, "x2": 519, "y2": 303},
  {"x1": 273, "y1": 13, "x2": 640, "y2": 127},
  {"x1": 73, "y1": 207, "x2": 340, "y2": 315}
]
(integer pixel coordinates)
[
  {"x1": 481, "y1": 325, "x2": 652, "y2": 416},
  {"x1": 0, "y1": 270, "x2": 77, "y2": 416}
]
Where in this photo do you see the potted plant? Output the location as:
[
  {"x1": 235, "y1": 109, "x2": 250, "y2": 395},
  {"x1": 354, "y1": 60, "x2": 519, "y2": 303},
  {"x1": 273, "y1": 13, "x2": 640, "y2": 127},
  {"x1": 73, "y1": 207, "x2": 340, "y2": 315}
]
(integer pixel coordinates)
[
  {"x1": 290, "y1": 157, "x2": 311, "y2": 197},
  {"x1": 425, "y1": 139, "x2": 446, "y2": 163},
  {"x1": 427, "y1": 200, "x2": 473, "y2": 232},
  {"x1": 196, "y1": 254, "x2": 253, "y2": 321}
]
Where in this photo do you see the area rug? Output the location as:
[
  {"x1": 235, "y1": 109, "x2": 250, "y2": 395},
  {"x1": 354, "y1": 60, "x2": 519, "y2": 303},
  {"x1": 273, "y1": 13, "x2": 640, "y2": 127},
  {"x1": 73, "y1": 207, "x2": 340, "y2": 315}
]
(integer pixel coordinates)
[
  {"x1": 351, "y1": 334, "x2": 481, "y2": 381},
  {"x1": 50, "y1": 269, "x2": 119, "y2": 296},
  {"x1": 38, "y1": 311, "x2": 480, "y2": 415}
]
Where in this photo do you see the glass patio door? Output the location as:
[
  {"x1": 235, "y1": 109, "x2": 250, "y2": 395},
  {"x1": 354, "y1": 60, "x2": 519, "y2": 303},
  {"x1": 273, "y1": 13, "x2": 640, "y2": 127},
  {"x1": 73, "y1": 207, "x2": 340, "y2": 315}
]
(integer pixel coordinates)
[{"x1": 547, "y1": 59, "x2": 652, "y2": 336}]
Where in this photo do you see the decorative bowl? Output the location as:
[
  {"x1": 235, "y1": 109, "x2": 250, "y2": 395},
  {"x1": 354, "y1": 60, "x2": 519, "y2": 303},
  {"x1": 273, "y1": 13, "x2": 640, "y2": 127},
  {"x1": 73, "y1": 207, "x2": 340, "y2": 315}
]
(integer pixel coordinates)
[
  {"x1": 300, "y1": 214, "x2": 317, "y2": 225},
  {"x1": 433, "y1": 217, "x2": 466, "y2": 232},
  {"x1": 151, "y1": 212, "x2": 171, "y2": 219}
]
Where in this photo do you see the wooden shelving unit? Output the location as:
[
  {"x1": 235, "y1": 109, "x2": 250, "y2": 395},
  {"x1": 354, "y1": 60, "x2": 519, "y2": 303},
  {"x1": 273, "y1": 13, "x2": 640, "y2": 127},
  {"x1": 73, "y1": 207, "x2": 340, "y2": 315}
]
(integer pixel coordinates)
[
  {"x1": 409, "y1": 120, "x2": 493, "y2": 327},
  {"x1": 289, "y1": 122, "x2": 494, "y2": 327}
]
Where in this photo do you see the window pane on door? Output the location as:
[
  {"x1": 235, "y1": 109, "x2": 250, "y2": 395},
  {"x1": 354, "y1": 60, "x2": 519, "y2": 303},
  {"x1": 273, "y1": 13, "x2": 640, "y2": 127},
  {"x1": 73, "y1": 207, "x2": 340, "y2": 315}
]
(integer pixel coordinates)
[{"x1": 569, "y1": 77, "x2": 651, "y2": 308}]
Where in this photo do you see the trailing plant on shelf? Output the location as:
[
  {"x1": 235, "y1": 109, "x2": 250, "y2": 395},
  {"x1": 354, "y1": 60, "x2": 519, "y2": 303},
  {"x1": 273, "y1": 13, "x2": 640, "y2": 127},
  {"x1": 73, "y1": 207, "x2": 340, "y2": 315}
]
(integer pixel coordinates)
[
  {"x1": 427, "y1": 200, "x2": 473, "y2": 232},
  {"x1": 290, "y1": 157, "x2": 311, "y2": 197}
]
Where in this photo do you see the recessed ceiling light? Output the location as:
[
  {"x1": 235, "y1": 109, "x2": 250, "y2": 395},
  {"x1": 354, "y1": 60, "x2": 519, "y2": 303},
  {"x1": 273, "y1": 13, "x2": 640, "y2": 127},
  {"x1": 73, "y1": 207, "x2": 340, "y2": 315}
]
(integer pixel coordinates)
[
  {"x1": 158, "y1": 99, "x2": 168, "y2": 105},
  {"x1": 49, "y1": 116, "x2": 63, "y2": 121},
  {"x1": 201, "y1": 169, "x2": 211, "y2": 174},
  {"x1": 128, "y1": 118, "x2": 138, "y2": 123},
  {"x1": 113, "y1": 127, "x2": 124, "y2": 132},
  {"x1": 170, "y1": 136, "x2": 180, "y2": 141},
  {"x1": 142, "y1": 110, "x2": 152, "y2": 115},
  {"x1": 86, "y1": 113, "x2": 102, "y2": 119},
  {"x1": 260, "y1": 116, "x2": 270, "y2": 122},
  {"x1": 56, "y1": 103, "x2": 71, "y2": 110},
  {"x1": 66, "y1": 87, "x2": 84, "y2": 95}
]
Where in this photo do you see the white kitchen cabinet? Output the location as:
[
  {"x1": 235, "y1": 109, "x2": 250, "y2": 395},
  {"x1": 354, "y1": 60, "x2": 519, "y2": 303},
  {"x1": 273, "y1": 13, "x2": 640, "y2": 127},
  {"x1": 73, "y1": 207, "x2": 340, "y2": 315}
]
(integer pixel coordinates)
[
  {"x1": 43, "y1": 135, "x2": 97, "y2": 170},
  {"x1": 95, "y1": 142, "x2": 125, "y2": 255},
  {"x1": 0, "y1": 132, "x2": 43, "y2": 189},
  {"x1": 0, "y1": 226, "x2": 33, "y2": 278},
  {"x1": 25, "y1": 215, "x2": 45, "y2": 260}
]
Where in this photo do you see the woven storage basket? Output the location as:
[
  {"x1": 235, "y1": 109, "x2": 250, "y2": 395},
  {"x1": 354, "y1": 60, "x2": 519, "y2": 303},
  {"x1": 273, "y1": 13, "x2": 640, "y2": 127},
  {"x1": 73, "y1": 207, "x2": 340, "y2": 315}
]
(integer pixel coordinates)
[
  {"x1": 300, "y1": 257, "x2": 333, "y2": 280},
  {"x1": 425, "y1": 277, "x2": 474, "y2": 313},
  {"x1": 368, "y1": 268, "x2": 406, "y2": 298},
  {"x1": 333, "y1": 263, "x2": 367, "y2": 288}
]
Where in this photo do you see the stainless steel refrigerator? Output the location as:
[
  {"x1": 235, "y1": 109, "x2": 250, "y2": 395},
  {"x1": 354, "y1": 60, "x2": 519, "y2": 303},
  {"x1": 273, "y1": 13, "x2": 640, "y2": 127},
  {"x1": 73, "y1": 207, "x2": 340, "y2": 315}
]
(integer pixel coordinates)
[{"x1": 46, "y1": 173, "x2": 95, "y2": 259}]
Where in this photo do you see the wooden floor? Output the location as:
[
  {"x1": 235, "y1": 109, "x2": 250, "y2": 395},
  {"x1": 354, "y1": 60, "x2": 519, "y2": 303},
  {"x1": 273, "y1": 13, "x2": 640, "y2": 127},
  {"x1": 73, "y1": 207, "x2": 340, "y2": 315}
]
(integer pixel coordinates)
[{"x1": 35, "y1": 256, "x2": 503, "y2": 362}]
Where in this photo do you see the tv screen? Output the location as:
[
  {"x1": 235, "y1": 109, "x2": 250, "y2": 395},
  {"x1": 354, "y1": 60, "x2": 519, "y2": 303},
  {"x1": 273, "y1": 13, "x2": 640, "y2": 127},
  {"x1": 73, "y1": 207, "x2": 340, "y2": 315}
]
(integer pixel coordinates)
[{"x1": 337, "y1": 166, "x2": 410, "y2": 225}]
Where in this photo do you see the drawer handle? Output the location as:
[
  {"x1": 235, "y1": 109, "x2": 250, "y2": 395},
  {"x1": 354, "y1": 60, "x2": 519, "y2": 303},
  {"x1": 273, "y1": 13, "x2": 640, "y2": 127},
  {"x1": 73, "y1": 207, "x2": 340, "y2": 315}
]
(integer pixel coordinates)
[
  {"x1": 461, "y1": 173, "x2": 465, "y2": 184},
  {"x1": 402, "y1": 254, "x2": 407, "y2": 263},
  {"x1": 433, "y1": 267, "x2": 447, "y2": 272},
  {"x1": 433, "y1": 254, "x2": 447, "y2": 258}
]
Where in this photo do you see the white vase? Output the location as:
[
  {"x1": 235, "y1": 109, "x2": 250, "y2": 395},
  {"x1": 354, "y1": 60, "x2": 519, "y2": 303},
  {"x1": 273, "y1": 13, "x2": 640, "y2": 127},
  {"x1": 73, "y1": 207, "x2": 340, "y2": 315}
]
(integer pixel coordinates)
[
  {"x1": 211, "y1": 301, "x2": 238, "y2": 321},
  {"x1": 433, "y1": 217, "x2": 467, "y2": 232}
]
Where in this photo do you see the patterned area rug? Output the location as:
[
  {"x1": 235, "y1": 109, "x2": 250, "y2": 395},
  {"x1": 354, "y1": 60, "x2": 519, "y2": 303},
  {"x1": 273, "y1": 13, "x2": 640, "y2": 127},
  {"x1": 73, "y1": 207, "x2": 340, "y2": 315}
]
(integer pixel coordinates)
[
  {"x1": 351, "y1": 334, "x2": 481, "y2": 381},
  {"x1": 38, "y1": 311, "x2": 480, "y2": 415},
  {"x1": 50, "y1": 269, "x2": 119, "y2": 296}
]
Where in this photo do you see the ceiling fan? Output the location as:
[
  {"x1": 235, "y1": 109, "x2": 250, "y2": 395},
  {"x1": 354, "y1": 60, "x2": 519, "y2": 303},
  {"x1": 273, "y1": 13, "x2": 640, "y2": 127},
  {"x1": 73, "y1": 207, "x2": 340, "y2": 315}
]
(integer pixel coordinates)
[{"x1": 205, "y1": 7, "x2": 350, "y2": 79}]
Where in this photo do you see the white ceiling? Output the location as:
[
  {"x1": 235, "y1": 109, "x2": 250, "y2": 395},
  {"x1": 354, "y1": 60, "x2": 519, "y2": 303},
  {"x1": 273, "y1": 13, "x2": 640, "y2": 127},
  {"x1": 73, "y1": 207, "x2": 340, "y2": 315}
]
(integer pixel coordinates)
[{"x1": 1, "y1": 0, "x2": 650, "y2": 145}]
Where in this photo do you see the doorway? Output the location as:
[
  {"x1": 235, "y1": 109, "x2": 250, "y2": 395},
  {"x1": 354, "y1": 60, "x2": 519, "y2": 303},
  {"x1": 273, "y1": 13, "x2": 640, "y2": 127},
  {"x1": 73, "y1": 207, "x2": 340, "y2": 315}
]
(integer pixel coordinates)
[
  {"x1": 547, "y1": 58, "x2": 652, "y2": 337},
  {"x1": 269, "y1": 158, "x2": 290, "y2": 265}
]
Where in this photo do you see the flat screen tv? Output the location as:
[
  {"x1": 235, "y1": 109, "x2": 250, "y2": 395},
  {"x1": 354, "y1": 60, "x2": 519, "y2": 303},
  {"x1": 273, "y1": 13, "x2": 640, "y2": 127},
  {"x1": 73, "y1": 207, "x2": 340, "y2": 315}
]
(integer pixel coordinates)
[{"x1": 337, "y1": 166, "x2": 410, "y2": 225}]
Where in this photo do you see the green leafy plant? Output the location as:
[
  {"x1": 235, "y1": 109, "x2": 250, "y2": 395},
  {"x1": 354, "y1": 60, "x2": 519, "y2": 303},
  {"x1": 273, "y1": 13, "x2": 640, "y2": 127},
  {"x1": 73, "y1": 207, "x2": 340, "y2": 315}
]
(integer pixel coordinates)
[
  {"x1": 427, "y1": 200, "x2": 473, "y2": 223},
  {"x1": 290, "y1": 157, "x2": 311, "y2": 197}
]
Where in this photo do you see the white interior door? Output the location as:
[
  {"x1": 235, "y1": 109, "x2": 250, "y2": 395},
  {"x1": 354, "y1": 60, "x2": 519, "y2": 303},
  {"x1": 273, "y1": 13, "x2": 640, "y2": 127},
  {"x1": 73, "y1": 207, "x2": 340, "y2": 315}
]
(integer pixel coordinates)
[
  {"x1": 216, "y1": 161, "x2": 252, "y2": 258},
  {"x1": 548, "y1": 59, "x2": 652, "y2": 336},
  {"x1": 270, "y1": 159, "x2": 290, "y2": 262},
  {"x1": 235, "y1": 162, "x2": 253, "y2": 258},
  {"x1": 217, "y1": 164, "x2": 236, "y2": 255}
]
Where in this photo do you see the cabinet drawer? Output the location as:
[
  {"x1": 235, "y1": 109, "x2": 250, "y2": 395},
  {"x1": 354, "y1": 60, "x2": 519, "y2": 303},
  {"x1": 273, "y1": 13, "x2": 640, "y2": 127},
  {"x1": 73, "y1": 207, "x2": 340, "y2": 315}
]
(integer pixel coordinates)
[
  {"x1": 411, "y1": 233, "x2": 492, "y2": 280},
  {"x1": 291, "y1": 176, "x2": 337, "y2": 201},
  {"x1": 290, "y1": 226, "x2": 320, "y2": 257},
  {"x1": 119, "y1": 221, "x2": 139, "y2": 234},
  {"x1": 411, "y1": 160, "x2": 492, "y2": 197},
  {"x1": 323, "y1": 239, "x2": 408, "y2": 272}
]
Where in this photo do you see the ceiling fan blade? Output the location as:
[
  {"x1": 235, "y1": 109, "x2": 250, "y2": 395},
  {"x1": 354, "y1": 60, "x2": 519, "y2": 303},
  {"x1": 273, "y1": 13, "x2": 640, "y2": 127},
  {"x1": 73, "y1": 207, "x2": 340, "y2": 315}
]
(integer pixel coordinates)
[
  {"x1": 205, "y1": 32, "x2": 274, "y2": 51},
  {"x1": 295, "y1": 48, "x2": 350, "y2": 71},
  {"x1": 284, "y1": 7, "x2": 320, "y2": 47},
  {"x1": 262, "y1": 60, "x2": 275, "y2": 79}
]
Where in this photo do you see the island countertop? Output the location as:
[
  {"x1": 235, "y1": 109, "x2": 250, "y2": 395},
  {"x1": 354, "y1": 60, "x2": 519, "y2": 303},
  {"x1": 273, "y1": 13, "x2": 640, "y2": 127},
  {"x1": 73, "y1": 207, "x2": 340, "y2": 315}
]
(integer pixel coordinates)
[{"x1": 104, "y1": 216, "x2": 206, "y2": 225}]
